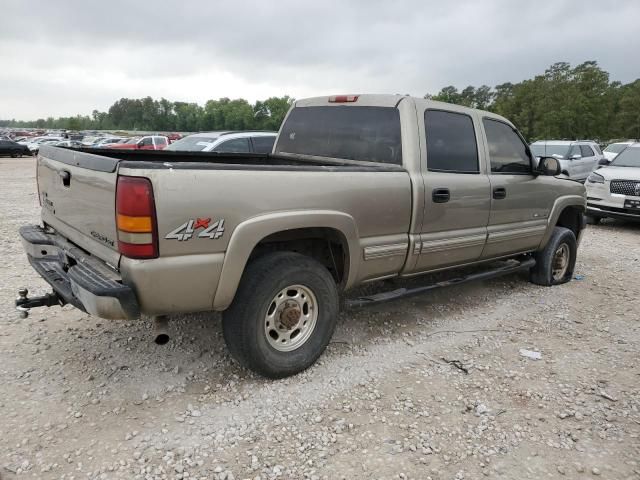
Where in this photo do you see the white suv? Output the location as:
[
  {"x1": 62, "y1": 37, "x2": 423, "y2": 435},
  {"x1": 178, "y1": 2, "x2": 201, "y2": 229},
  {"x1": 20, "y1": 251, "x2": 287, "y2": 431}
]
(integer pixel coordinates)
[
  {"x1": 530, "y1": 140, "x2": 604, "y2": 182},
  {"x1": 585, "y1": 142, "x2": 640, "y2": 224},
  {"x1": 165, "y1": 131, "x2": 277, "y2": 154}
]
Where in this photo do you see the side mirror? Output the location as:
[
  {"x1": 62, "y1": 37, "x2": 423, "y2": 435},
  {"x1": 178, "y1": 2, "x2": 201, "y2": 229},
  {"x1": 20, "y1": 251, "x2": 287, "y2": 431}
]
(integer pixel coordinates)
[
  {"x1": 570, "y1": 154, "x2": 582, "y2": 160},
  {"x1": 137, "y1": 142, "x2": 144, "y2": 149},
  {"x1": 536, "y1": 156, "x2": 562, "y2": 176},
  {"x1": 598, "y1": 158, "x2": 610, "y2": 166}
]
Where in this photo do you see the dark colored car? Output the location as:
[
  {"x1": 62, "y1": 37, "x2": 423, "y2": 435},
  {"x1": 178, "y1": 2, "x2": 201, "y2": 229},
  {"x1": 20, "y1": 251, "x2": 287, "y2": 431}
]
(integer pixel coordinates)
[{"x1": 0, "y1": 139, "x2": 31, "y2": 157}]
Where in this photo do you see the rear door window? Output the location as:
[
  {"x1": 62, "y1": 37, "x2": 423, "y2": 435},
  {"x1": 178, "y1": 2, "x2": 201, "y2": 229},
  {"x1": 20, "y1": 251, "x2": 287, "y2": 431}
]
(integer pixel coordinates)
[
  {"x1": 252, "y1": 136, "x2": 276, "y2": 154},
  {"x1": 213, "y1": 138, "x2": 250, "y2": 153},
  {"x1": 275, "y1": 106, "x2": 402, "y2": 165},
  {"x1": 483, "y1": 119, "x2": 532, "y2": 174},
  {"x1": 425, "y1": 110, "x2": 479, "y2": 173}
]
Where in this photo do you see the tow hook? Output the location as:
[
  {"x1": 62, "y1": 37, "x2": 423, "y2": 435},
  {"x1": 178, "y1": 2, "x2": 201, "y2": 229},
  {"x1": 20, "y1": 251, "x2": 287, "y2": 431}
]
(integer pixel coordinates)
[{"x1": 15, "y1": 288, "x2": 61, "y2": 319}]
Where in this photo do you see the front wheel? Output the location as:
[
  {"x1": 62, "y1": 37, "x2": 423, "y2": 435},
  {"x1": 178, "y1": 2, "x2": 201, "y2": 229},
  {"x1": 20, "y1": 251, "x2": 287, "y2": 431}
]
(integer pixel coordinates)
[
  {"x1": 222, "y1": 252, "x2": 339, "y2": 378},
  {"x1": 530, "y1": 226, "x2": 577, "y2": 286}
]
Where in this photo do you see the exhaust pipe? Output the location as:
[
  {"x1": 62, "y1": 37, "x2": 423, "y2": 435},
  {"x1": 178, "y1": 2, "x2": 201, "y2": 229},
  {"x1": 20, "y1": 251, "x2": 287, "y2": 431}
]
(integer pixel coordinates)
[{"x1": 153, "y1": 315, "x2": 170, "y2": 345}]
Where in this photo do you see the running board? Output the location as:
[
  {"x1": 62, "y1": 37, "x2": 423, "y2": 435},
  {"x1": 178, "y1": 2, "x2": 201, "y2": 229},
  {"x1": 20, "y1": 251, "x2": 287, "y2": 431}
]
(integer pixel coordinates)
[{"x1": 345, "y1": 258, "x2": 536, "y2": 308}]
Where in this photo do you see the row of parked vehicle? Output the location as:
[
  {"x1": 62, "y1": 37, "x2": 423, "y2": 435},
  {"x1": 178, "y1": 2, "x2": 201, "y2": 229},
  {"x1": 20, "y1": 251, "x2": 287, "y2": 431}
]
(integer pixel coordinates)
[{"x1": 0, "y1": 130, "x2": 279, "y2": 156}]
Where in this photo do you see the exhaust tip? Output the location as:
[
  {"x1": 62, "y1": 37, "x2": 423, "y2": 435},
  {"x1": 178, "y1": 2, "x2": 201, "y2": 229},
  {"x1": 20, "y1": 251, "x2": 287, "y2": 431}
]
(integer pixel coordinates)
[{"x1": 154, "y1": 333, "x2": 170, "y2": 345}]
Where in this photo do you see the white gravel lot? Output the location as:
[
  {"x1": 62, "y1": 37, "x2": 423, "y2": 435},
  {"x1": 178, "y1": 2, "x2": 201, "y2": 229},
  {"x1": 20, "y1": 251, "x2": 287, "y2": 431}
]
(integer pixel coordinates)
[{"x1": 1, "y1": 156, "x2": 639, "y2": 480}]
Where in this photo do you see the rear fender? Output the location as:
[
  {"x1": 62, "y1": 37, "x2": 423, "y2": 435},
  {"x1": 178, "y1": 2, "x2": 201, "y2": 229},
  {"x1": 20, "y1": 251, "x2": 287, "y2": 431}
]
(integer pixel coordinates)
[{"x1": 213, "y1": 210, "x2": 359, "y2": 310}]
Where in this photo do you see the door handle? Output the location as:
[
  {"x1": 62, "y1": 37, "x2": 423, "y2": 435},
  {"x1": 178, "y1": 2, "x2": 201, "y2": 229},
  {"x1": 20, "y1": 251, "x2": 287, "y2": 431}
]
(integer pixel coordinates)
[
  {"x1": 493, "y1": 187, "x2": 506, "y2": 199},
  {"x1": 432, "y1": 188, "x2": 450, "y2": 203}
]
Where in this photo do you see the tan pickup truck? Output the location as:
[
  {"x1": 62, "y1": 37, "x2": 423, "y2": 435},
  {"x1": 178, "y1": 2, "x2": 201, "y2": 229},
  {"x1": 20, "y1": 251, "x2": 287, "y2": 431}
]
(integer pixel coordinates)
[{"x1": 16, "y1": 94, "x2": 586, "y2": 377}]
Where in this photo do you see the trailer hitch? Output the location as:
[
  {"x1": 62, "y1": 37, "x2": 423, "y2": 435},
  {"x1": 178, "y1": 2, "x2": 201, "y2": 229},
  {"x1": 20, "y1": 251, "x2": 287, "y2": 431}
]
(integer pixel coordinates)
[{"x1": 15, "y1": 288, "x2": 63, "y2": 319}]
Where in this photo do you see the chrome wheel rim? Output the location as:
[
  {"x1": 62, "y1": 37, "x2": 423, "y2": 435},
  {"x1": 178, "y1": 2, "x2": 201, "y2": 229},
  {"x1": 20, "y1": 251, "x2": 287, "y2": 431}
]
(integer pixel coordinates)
[
  {"x1": 264, "y1": 284, "x2": 318, "y2": 352},
  {"x1": 552, "y1": 243, "x2": 570, "y2": 281}
]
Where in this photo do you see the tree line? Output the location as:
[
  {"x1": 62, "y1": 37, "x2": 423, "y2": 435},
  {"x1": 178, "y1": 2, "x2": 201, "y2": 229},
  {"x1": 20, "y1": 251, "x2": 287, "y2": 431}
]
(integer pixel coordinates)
[
  {"x1": 1, "y1": 96, "x2": 294, "y2": 133},
  {"x1": 2, "y1": 61, "x2": 639, "y2": 140},
  {"x1": 427, "y1": 61, "x2": 640, "y2": 141}
]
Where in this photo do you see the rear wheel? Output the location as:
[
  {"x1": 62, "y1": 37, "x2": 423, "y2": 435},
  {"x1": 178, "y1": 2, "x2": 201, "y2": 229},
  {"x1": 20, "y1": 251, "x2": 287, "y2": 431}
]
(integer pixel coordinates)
[
  {"x1": 530, "y1": 226, "x2": 577, "y2": 286},
  {"x1": 222, "y1": 251, "x2": 339, "y2": 378}
]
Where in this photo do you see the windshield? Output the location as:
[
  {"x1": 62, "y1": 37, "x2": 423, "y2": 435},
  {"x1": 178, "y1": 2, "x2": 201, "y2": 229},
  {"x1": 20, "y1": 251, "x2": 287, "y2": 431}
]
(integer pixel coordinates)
[
  {"x1": 165, "y1": 135, "x2": 221, "y2": 151},
  {"x1": 610, "y1": 146, "x2": 640, "y2": 167},
  {"x1": 604, "y1": 143, "x2": 629, "y2": 154},
  {"x1": 275, "y1": 106, "x2": 402, "y2": 164},
  {"x1": 120, "y1": 137, "x2": 140, "y2": 144},
  {"x1": 530, "y1": 144, "x2": 570, "y2": 158}
]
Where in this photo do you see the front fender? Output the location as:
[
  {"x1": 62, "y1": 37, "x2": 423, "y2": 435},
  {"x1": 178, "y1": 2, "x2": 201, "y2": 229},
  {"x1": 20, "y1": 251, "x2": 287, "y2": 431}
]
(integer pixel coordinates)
[
  {"x1": 212, "y1": 210, "x2": 359, "y2": 311},
  {"x1": 538, "y1": 194, "x2": 586, "y2": 249}
]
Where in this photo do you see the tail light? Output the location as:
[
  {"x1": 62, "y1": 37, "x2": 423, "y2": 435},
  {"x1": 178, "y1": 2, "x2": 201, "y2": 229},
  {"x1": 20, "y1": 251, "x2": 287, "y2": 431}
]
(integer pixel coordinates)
[
  {"x1": 329, "y1": 95, "x2": 359, "y2": 103},
  {"x1": 116, "y1": 176, "x2": 158, "y2": 259}
]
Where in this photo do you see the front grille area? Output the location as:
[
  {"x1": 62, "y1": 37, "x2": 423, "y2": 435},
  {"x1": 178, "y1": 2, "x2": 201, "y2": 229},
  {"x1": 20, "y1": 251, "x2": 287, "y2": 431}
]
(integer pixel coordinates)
[{"x1": 610, "y1": 180, "x2": 640, "y2": 196}]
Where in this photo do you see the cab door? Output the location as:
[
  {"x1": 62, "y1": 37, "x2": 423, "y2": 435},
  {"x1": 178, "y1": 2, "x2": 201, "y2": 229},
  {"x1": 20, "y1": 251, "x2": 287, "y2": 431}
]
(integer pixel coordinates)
[
  {"x1": 480, "y1": 117, "x2": 553, "y2": 258},
  {"x1": 412, "y1": 107, "x2": 491, "y2": 272}
]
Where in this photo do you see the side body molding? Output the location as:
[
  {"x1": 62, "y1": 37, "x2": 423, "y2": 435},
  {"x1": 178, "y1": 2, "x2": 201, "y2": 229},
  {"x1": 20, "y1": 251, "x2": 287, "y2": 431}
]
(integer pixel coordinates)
[{"x1": 212, "y1": 210, "x2": 360, "y2": 311}]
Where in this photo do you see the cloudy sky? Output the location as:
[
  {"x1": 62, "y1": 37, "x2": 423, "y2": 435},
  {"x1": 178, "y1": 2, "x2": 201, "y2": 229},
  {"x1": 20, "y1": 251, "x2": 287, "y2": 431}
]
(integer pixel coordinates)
[{"x1": 1, "y1": 0, "x2": 639, "y2": 120}]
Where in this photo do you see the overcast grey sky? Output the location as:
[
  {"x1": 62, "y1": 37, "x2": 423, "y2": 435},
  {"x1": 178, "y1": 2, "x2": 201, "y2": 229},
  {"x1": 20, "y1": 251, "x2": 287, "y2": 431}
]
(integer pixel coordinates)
[{"x1": 1, "y1": 0, "x2": 639, "y2": 120}]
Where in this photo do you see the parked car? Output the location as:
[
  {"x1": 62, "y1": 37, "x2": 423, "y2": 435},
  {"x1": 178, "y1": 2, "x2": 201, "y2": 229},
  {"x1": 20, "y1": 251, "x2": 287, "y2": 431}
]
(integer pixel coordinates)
[
  {"x1": 54, "y1": 140, "x2": 85, "y2": 148},
  {"x1": 602, "y1": 141, "x2": 635, "y2": 161},
  {"x1": 165, "y1": 131, "x2": 277, "y2": 154},
  {"x1": 23, "y1": 137, "x2": 65, "y2": 154},
  {"x1": 16, "y1": 94, "x2": 586, "y2": 378},
  {"x1": 585, "y1": 142, "x2": 640, "y2": 223},
  {"x1": 106, "y1": 135, "x2": 169, "y2": 150},
  {"x1": 0, "y1": 139, "x2": 31, "y2": 157},
  {"x1": 93, "y1": 137, "x2": 126, "y2": 148},
  {"x1": 530, "y1": 140, "x2": 604, "y2": 182}
]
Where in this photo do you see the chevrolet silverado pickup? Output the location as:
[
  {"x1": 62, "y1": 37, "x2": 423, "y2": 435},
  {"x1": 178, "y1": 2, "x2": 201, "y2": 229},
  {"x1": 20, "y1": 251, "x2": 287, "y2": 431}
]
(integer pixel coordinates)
[{"x1": 16, "y1": 94, "x2": 587, "y2": 378}]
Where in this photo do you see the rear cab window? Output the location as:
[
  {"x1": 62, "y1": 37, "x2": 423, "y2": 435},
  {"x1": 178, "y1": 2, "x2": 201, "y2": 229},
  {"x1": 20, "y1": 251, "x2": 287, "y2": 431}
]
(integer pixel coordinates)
[{"x1": 275, "y1": 106, "x2": 402, "y2": 165}]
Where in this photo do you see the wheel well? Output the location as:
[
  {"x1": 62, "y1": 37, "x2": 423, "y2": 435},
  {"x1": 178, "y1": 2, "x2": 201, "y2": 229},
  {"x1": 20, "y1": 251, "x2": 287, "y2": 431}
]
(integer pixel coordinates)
[
  {"x1": 556, "y1": 206, "x2": 584, "y2": 238},
  {"x1": 249, "y1": 228, "x2": 348, "y2": 286}
]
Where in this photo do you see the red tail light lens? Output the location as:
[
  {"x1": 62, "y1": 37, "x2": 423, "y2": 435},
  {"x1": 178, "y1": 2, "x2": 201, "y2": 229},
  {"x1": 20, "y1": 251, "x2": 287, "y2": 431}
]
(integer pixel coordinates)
[{"x1": 115, "y1": 176, "x2": 158, "y2": 259}]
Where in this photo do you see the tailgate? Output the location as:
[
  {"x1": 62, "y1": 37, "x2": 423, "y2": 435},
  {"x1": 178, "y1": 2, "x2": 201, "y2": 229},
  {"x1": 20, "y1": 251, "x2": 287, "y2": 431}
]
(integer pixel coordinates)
[{"x1": 37, "y1": 145, "x2": 121, "y2": 267}]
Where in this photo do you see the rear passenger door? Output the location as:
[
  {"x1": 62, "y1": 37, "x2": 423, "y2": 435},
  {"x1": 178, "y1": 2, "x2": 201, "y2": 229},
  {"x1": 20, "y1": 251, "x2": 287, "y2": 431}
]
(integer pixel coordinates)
[
  {"x1": 481, "y1": 118, "x2": 552, "y2": 258},
  {"x1": 414, "y1": 109, "x2": 491, "y2": 272}
]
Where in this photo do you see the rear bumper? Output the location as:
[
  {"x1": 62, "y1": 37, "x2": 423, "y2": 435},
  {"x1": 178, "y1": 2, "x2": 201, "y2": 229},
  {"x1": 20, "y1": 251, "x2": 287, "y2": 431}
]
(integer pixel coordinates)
[{"x1": 19, "y1": 225, "x2": 139, "y2": 319}]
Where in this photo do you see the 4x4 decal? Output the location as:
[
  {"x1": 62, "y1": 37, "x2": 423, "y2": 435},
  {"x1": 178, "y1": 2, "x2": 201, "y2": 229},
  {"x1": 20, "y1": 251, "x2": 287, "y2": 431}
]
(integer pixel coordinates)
[{"x1": 165, "y1": 218, "x2": 225, "y2": 241}]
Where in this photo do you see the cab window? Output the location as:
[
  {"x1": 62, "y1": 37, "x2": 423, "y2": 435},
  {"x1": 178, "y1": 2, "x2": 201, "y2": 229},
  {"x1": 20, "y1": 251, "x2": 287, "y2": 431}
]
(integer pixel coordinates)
[
  {"x1": 483, "y1": 118, "x2": 532, "y2": 174},
  {"x1": 425, "y1": 110, "x2": 479, "y2": 173}
]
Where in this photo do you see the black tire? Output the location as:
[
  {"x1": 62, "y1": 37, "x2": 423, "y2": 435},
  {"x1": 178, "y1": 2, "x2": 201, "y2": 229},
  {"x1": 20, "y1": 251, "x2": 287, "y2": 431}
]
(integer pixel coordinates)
[
  {"x1": 10, "y1": 152, "x2": 19, "y2": 158},
  {"x1": 222, "y1": 251, "x2": 339, "y2": 378},
  {"x1": 530, "y1": 226, "x2": 577, "y2": 286},
  {"x1": 585, "y1": 214, "x2": 601, "y2": 225}
]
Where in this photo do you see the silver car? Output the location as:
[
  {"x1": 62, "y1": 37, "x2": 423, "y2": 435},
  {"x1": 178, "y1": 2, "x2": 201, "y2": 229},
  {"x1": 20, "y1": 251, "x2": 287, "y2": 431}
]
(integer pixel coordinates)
[
  {"x1": 531, "y1": 140, "x2": 604, "y2": 182},
  {"x1": 585, "y1": 143, "x2": 640, "y2": 223}
]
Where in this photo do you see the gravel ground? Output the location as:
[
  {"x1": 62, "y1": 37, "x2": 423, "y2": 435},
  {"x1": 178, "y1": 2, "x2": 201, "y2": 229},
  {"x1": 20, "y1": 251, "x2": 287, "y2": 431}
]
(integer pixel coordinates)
[{"x1": 1, "y1": 156, "x2": 639, "y2": 480}]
